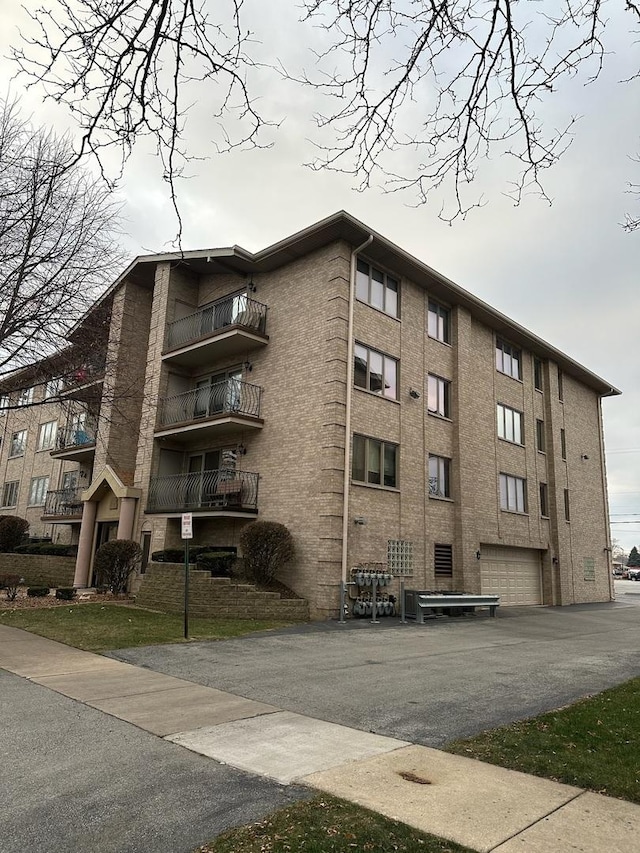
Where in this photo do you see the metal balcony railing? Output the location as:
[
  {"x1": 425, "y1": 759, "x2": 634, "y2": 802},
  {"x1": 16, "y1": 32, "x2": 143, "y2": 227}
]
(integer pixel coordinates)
[
  {"x1": 166, "y1": 294, "x2": 267, "y2": 351},
  {"x1": 158, "y1": 379, "x2": 262, "y2": 427},
  {"x1": 43, "y1": 488, "x2": 84, "y2": 517},
  {"x1": 61, "y1": 359, "x2": 106, "y2": 391},
  {"x1": 147, "y1": 468, "x2": 258, "y2": 512},
  {"x1": 56, "y1": 423, "x2": 97, "y2": 450}
]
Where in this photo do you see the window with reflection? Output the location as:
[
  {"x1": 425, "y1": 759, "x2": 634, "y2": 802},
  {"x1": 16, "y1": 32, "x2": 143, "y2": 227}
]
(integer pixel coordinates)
[
  {"x1": 352, "y1": 435, "x2": 398, "y2": 487},
  {"x1": 356, "y1": 259, "x2": 399, "y2": 318},
  {"x1": 354, "y1": 343, "x2": 398, "y2": 399}
]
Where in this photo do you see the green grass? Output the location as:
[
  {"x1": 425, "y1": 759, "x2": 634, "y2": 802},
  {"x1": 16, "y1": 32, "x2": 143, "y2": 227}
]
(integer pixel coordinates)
[
  {"x1": 197, "y1": 795, "x2": 474, "y2": 853},
  {"x1": 0, "y1": 603, "x2": 292, "y2": 651},
  {"x1": 446, "y1": 677, "x2": 640, "y2": 803}
]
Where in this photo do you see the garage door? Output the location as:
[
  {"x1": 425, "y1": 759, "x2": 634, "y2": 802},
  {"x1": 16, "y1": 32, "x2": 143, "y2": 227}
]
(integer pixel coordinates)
[{"x1": 480, "y1": 546, "x2": 542, "y2": 606}]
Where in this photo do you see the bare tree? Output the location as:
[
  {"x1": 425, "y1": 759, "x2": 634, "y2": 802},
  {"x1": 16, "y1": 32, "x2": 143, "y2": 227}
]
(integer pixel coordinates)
[
  {"x1": 12, "y1": 0, "x2": 640, "y2": 226},
  {"x1": 0, "y1": 97, "x2": 123, "y2": 379}
]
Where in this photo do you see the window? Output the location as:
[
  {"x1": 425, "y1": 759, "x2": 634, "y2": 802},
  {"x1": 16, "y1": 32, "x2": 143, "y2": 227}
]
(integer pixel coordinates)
[
  {"x1": 497, "y1": 404, "x2": 523, "y2": 444},
  {"x1": 352, "y1": 435, "x2": 398, "y2": 487},
  {"x1": 28, "y1": 476, "x2": 49, "y2": 506},
  {"x1": 561, "y1": 428, "x2": 566, "y2": 460},
  {"x1": 499, "y1": 473, "x2": 527, "y2": 513},
  {"x1": 534, "y1": 358, "x2": 543, "y2": 392},
  {"x1": 2, "y1": 481, "x2": 19, "y2": 507},
  {"x1": 38, "y1": 421, "x2": 57, "y2": 451},
  {"x1": 45, "y1": 378, "x2": 61, "y2": 399},
  {"x1": 496, "y1": 339, "x2": 521, "y2": 380},
  {"x1": 428, "y1": 454, "x2": 451, "y2": 498},
  {"x1": 558, "y1": 368, "x2": 564, "y2": 401},
  {"x1": 536, "y1": 419, "x2": 545, "y2": 452},
  {"x1": 354, "y1": 344, "x2": 398, "y2": 399},
  {"x1": 427, "y1": 374, "x2": 451, "y2": 418},
  {"x1": 434, "y1": 543, "x2": 453, "y2": 577},
  {"x1": 428, "y1": 301, "x2": 451, "y2": 344},
  {"x1": 10, "y1": 430, "x2": 27, "y2": 457},
  {"x1": 564, "y1": 489, "x2": 570, "y2": 521},
  {"x1": 356, "y1": 259, "x2": 399, "y2": 317},
  {"x1": 18, "y1": 387, "x2": 34, "y2": 406},
  {"x1": 539, "y1": 483, "x2": 549, "y2": 517},
  {"x1": 0, "y1": 395, "x2": 9, "y2": 414}
]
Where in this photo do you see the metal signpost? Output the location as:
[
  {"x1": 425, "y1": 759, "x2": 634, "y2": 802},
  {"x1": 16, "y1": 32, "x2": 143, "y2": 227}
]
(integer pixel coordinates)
[{"x1": 181, "y1": 513, "x2": 193, "y2": 639}]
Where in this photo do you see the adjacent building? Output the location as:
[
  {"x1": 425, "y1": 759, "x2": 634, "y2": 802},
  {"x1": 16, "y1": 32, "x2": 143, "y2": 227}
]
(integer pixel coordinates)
[{"x1": 0, "y1": 212, "x2": 619, "y2": 617}]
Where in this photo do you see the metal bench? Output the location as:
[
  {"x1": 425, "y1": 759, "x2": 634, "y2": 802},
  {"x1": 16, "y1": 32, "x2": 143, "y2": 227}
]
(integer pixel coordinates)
[{"x1": 403, "y1": 590, "x2": 500, "y2": 622}]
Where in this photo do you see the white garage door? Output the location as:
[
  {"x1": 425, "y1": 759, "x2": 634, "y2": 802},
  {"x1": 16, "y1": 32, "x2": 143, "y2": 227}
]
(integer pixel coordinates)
[{"x1": 480, "y1": 546, "x2": 542, "y2": 606}]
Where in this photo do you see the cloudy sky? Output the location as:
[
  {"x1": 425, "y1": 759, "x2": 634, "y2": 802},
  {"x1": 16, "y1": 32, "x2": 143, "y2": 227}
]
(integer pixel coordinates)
[{"x1": 2, "y1": 1, "x2": 639, "y2": 553}]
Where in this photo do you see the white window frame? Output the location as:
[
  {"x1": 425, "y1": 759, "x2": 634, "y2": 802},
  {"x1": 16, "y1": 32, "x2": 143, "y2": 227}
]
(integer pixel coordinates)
[
  {"x1": 427, "y1": 374, "x2": 451, "y2": 418},
  {"x1": 28, "y1": 476, "x2": 49, "y2": 506},
  {"x1": 0, "y1": 395, "x2": 9, "y2": 415},
  {"x1": 497, "y1": 404, "x2": 523, "y2": 444},
  {"x1": 499, "y1": 473, "x2": 527, "y2": 513},
  {"x1": 45, "y1": 378, "x2": 61, "y2": 399},
  {"x1": 496, "y1": 339, "x2": 521, "y2": 380},
  {"x1": 2, "y1": 481, "x2": 19, "y2": 507},
  {"x1": 17, "y1": 387, "x2": 34, "y2": 407},
  {"x1": 428, "y1": 454, "x2": 451, "y2": 499},
  {"x1": 38, "y1": 420, "x2": 58, "y2": 451},
  {"x1": 10, "y1": 430, "x2": 27, "y2": 457},
  {"x1": 354, "y1": 343, "x2": 398, "y2": 400},
  {"x1": 428, "y1": 301, "x2": 451, "y2": 344}
]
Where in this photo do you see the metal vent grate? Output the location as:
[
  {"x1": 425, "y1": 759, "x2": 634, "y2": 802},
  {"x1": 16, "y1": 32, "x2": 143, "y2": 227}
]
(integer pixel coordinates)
[{"x1": 434, "y1": 543, "x2": 453, "y2": 577}]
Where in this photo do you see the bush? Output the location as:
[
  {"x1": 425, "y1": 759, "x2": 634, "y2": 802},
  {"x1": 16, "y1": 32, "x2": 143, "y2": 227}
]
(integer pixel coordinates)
[
  {"x1": 239, "y1": 521, "x2": 294, "y2": 584},
  {"x1": 0, "y1": 573, "x2": 21, "y2": 600},
  {"x1": 151, "y1": 545, "x2": 237, "y2": 564},
  {"x1": 93, "y1": 539, "x2": 142, "y2": 593},
  {"x1": 27, "y1": 586, "x2": 50, "y2": 597},
  {"x1": 55, "y1": 587, "x2": 76, "y2": 601},
  {"x1": 196, "y1": 551, "x2": 236, "y2": 577},
  {"x1": 14, "y1": 543, "x2": 77, "y2": 556},
  {"x1": 0, "y1": 516, "x2": 29, "y2": 552}
]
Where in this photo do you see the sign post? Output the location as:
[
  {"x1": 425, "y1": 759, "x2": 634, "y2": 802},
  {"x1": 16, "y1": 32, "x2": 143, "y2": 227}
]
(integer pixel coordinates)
[{"x1": 181, "y1": 513, "x2": 193, "y2": 639}]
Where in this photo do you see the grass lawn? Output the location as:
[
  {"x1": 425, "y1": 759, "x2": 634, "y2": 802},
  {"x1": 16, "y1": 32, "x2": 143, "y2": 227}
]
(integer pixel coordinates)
[
  {"x1": 0, "y1": 603, "x2": 293, "y2": 651},
  {"x1": 198, "y1": 795, "x2": 474, "y2": 853},
  {"x1": 446, "y1": 677, "x2": 640, "y2": 804}
]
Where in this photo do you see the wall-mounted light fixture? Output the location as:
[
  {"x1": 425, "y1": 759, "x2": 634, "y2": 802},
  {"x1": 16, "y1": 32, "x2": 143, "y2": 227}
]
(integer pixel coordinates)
[
  {"x1": 243, "y1": 361, "x2": 253, "y2": 372},
  {"x1": 237, "y1": 444, "x2": 247, "y2": 456},
  {"x1": 354, "y1": 516, "x2": 367, "y2": 525},
  {"x1": 552, "y1": 556, "x2": 559, "y2": 565},
  {"x1": 409, "y1": 388, "x2": 421, "y2": 399},
  {"x1": 475, "y1": 550, "x2": 481, "y2": 560},
  {"x1": 247, "y1": 279, "x2": 257, "y2": 293},
  {"x1": 580, "y1": 454, "x2": 589, "y2": 460}
]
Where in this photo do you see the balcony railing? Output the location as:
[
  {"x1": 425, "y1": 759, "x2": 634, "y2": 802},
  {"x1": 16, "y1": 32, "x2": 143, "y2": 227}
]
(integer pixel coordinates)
[
  {"x1": 56, "y1": 423, "x2": 97, "y2": 450},
  {"x1": 147, "y1": 468, "x2": 258, "y2": 513},
  {"x1": 43, "y1": 488, "x2": 84, "y2": 517},
  {"x1": 167, "y1": 294, "x2": 267, "y2": 351},
  {"x1": 61, "y1": 359, "x2": 106, "y2": 392},
  {"x1": 159, "y1": 379, "x2": 262, "y2": 427}
]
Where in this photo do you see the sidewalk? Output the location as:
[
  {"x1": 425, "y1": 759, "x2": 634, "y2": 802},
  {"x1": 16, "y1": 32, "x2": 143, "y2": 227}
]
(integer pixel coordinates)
[{"x1": 1, "y1": 624, "x2": 638, "y2": 853}]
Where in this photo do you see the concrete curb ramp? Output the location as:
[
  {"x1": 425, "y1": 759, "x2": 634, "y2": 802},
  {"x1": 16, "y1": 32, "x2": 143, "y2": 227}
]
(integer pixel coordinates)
[{"x1": 1, "y1": 625, "x2": 639, "y2": 853}]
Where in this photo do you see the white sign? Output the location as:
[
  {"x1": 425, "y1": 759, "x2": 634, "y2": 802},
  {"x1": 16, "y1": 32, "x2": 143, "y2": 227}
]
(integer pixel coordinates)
[{"x1": 181, "y1": 513, "x2": 193, "y2": 539}]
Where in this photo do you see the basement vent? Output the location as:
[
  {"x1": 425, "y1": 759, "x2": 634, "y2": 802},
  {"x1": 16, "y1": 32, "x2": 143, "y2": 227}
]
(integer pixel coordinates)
[{"x1": 434, "y1": 543, "x2": 453, "y2": 577}]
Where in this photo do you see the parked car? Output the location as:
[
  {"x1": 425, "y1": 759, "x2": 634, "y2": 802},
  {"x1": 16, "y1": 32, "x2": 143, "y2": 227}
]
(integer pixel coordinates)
[{"x1": 628, "y1": 568, "x2": 640, "y2": 581}]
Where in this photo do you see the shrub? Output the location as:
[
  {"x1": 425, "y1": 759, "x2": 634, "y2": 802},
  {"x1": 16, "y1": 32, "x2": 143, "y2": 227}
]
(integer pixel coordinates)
[
  {"x1": 27, "y1": 586, "x2": 50, "y2": 597},
  {"x1": 0, "y1": 573, "x2": 21, "y2": 600},
  {"x1": 55, "y1": 587, "x2": 76, "y2": 601},
  {"x1": 239, "y1": 521, "x2": 294, "y2": 584},
  {"x1": 151, "y1": 545, "x2": 237, "y2": 564},
  {"x1": 93, "y1": 539, "x2": 142, "y2": 593},
  {"x1": 0, "y1": 516, "x2": 29, "y2": 552},
  {"x1": 14, "y1": 543, "x2": 77, "y2": 556},
  {"x1": 196, "y1": 551, "x2": 236, "y2": 577}
]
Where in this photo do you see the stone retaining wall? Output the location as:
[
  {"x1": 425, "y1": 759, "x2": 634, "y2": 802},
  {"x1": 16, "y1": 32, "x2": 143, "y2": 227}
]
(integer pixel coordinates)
[
  {"x1": 0, "y1": 553, "x2": 76, "y2": 588},
  {"x1": 135, "y1": 563, "x2": 309, "y2": 621}
]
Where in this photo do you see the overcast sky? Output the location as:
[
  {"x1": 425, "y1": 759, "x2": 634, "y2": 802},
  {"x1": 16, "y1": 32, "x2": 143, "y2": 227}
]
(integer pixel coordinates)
[{"x1": 2, "y1": 1, "x2": 639, "y2": 553}]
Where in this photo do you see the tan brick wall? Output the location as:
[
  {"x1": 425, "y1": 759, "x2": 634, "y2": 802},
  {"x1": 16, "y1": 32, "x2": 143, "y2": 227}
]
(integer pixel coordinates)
[{"x1": 0, "y1": 553, "x2": 76, "y2": 587}]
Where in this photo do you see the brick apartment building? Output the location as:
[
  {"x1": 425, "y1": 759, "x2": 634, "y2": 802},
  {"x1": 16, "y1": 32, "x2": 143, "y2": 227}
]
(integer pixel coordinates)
[{"x1": 0, "y1": 211, "x2": 619, "y2": 618}]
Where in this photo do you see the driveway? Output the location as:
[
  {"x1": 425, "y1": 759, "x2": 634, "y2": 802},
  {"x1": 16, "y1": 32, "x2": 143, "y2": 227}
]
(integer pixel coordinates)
[{"x1": 111, "y1": 596, "x2": 640, "y2": 746}]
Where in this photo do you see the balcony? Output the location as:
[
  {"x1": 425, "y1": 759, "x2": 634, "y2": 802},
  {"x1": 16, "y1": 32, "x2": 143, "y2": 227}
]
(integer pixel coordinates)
[
  {"x1": 60, "y1": 360, "x2": 106, "y2": 403},
  {"x1": 163, "y1": 294, "x2": 268, "y2": 367},
  {"x1": 42, "y1": 488, "x2": 84, "y2": 522},
  {"x1": 146, "y1": 468, "x2": 258, "y2": 515},
  {"x1": 50, "y1": 424, "x2": 97, "y2": 462},
  {"x1": 154, "y1": 379, "x2": 263, "y2": 443}
]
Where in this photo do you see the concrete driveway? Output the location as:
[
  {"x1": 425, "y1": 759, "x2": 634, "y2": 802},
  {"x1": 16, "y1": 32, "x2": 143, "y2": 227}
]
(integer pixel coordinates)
[{"x1": 112, "y1": 595, "x2": 640, "y2": 746}]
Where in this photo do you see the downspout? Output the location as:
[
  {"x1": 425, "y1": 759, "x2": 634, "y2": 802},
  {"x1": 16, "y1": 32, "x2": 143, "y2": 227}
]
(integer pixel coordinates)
[
  {"x1": 599, "y1": 393, "x2": 615, "y2": 601},
  {"x1": 339, "y1": 234, "x2": 373, "y2": 622}
]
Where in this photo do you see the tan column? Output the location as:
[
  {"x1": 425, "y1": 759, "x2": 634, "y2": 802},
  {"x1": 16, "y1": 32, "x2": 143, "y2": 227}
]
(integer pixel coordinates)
[
  {"x1": 116, "y1": 497, "x2": 137, "y2": 540},
  {"x1": 73, "y1": 501, "x2": 98, "y2": 588}
]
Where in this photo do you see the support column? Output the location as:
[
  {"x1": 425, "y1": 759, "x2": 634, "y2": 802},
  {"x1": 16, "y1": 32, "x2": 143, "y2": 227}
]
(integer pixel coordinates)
[
  {"x1": 73, "y1": 501, "x2": 98, "y2": 588},
  {"x1": 117, "y1": 497, "x2": 137, "y2": 540}
]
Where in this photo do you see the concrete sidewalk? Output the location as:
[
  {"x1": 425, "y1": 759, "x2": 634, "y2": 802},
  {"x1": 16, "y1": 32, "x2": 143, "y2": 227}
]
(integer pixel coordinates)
[{"x1": 1, "y1": 624, "x2": 638, "y2": 853}]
